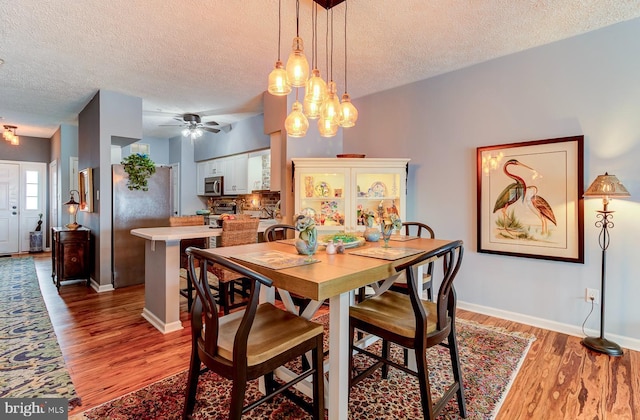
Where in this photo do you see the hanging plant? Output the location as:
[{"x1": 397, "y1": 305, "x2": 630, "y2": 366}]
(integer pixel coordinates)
[{"x1": 121, "y1": 153, "x2": 156, "y2": 191}]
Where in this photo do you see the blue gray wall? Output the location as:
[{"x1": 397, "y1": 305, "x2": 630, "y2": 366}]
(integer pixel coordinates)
[{"x1": 345, "y1": 18, "x2": 640, "y2": 347}]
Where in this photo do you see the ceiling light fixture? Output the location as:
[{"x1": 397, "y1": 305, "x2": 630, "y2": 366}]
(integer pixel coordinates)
[
  {"x1": 286, "y1": 0, "x2": 310, "y2": 88},
  {"x1": 182, "y1": 126, "x2": 203, "y2": 140},
  {"x1": 3, "y1": 125, "x2": 19, "y2": 145},
  {"x1": 318, "y1": 8, "x2": 340, "y2": 137},
  {"x1": 339, "y1": 0, "x2": 358, "y2": 128},
  {"x1": 267, "y1": 0, "x2": 291, "y2": 96}
]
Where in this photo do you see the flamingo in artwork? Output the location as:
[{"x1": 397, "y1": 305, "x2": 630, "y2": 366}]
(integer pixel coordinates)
[
  {"x1": 492, "y1": 159, "x2": 534, "y2": 220},
  {"x1": 524, "y1": 185, "x2": 557, "y2": 235}
]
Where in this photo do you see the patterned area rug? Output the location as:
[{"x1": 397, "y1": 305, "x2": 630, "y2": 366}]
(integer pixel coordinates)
[
  {"x1": 0, "y1": 256, "x2": 81, "y2": 408},
  {"x1": 76, "y1": 314, "x2": 534, "y2": 419}
]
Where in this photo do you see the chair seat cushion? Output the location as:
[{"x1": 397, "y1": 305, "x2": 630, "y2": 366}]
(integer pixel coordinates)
[
  {"x1": 350, "y1": 290, "x2": 437, "y2": 338},
  {"x1": 213, "y1": 303, "x2": 324, "y2": 366},
  {"x1": 180, "y1": 267, "x2": 219, "y2": 288}
]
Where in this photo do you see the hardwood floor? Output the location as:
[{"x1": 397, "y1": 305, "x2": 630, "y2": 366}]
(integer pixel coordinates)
[{"x1": 30, "y1": 253, "x2": 638, "y2": 419}]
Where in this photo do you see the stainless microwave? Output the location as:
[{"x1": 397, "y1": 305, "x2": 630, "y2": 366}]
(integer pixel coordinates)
[{"x1": 204, "y1": 176, "x2": 223, "y2": 197}]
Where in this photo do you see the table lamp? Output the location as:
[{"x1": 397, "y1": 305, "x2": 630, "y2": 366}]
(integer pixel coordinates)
[
  {"x1": 582, "y1": 172, "x2": 630, "y2": 356},
  {"x1": 64, "y1": 189, "x2": 81, "y2": 230}
]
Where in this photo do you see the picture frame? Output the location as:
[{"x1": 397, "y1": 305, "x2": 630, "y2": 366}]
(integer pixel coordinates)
[
  {"x1": 78, "y1": 168, "x2": 93, "y2": 212},
  {"x1": 477, "y1": 136, "x2": 584, "y2": 263}
]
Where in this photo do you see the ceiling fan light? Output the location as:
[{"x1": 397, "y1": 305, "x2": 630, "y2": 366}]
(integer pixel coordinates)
[
  {"x1": 286, "y1": 37, "x2": 309, "y2": 87},
  {"x1": 181, "y1": 128, "x2": 190, "y2": 137},
  {"x1": 285, "y1": 100, "x2": 309, "y2": 137},
  {"x1": 339, "y1": 93, "x2": 358, "y2": 127},
  {"x1": 268, "y1": 60, "x2": 292, "y2": 96}
]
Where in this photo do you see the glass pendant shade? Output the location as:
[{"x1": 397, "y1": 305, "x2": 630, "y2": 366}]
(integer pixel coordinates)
[
  {"x1": 319, "y1": 81, "x2": 341, "y2": 125},
  {"x1": 339, "y1": 93, "x2": 358, "y2": 127},
  {"x1": 305, "y1": 69, "x2": 326, "y2": 103},
  {"x1": 286, "y1": 37, "x2": 309, "y2": 87},
  {"x1": 303, "y1": 95, "x2": 322, "y2": 119},
  {"x1": 268, "y1": 60, "x2": 291, "y2": 96},
  {"x1": 318, "y1": 116, "x2": 338, "y2": 137},
  {"x1": 285, "y1": 100, "x2": 309, "y2": 137},
  {"x1": 10, "y1": 135, "x2": 19, "y2": 145}
]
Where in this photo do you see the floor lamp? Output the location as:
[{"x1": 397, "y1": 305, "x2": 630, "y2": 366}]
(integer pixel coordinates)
[{"x1": 582, "y1": 173, "x2": 630, "y2": 356}]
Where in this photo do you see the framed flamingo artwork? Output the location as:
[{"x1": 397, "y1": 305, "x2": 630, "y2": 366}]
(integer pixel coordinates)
[{"x1": 477, "y1": 136, "x2": 584, "y2": 263}]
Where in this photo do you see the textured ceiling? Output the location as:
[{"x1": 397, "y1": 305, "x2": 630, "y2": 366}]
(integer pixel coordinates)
[{"x1": 0, "y1": 0, "x2": 639, "y2": 139}]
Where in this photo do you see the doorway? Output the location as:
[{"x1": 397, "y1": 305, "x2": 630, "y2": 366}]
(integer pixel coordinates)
[{"x1": 0, "y1": 163, "x2": 20, "y2": 254}]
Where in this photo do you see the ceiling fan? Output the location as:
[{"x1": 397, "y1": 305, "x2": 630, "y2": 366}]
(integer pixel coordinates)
[{"x1": 160, "y1": 113, "x2": 222, "y2": 136}]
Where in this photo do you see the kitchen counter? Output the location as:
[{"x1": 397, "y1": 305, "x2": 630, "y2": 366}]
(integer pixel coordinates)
[{"x1": 130, "y1": 219, "x2": 278, "y2": 334}]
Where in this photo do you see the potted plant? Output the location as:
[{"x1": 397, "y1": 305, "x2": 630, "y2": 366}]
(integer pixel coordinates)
[{"x1": 121, "y1": 153, "x2": 156, "y2": 191}]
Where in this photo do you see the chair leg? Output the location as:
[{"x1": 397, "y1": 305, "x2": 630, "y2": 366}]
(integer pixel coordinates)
[
  {"x1": 219, "y1": 282, "x2": 230, "y2": 315},
  {"x1": 229, "y1": 379, "x2": 248, "y2": 420},
  {"x1": 381, "y1": 340, "x2": 391, "y2": 379},
  {"x1": 186, "y1": 272, "x2": 194, "y2": 312},
  {"x1": 448, "y1": 326, "x2": 467, "y2": 417},
  {"x1": 312, "y1": 334, "x2": 324, "y2": 420},
  {"x1": 414, "y1": 346, "x2": 435, "y2": 420},
  {"x1": 182, "y1": 348, "x2": 202, "y2": 419}
]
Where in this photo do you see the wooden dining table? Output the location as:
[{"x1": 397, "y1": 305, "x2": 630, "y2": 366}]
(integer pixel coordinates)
[{"x1": 201, "y1": 236, "x2": 457, "y2": 420}]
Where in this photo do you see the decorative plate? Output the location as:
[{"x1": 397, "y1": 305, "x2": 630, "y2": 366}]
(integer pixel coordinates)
[
  {"x1": 369, "y1": 181, "x2": 387, "y2": 197},
  {"x1": 318, "y1": 233, "x2": 366, "y2": 249},
  {"x1": 300, "y1": 207, "x2": 316, "y2": 218},
  {"x1": 314, "y1": 181, "x2": 332, "y2": 198}
]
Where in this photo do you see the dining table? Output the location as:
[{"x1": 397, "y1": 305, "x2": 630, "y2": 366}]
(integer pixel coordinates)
[{"x1": 201, "y1": 235, "x2": 457, "y2": 420}]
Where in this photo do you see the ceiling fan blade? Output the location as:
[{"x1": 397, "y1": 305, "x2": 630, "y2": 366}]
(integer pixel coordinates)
[
  {"x1": 173, "y1": 117, "x2": 184, "y2": 122},
  {"x1": 203, "y1": 121, "x2": 220, "y2": 126},
  {"x1": 159, "y1": 124, "x2": 183, "y2": 127},
  {"x1": 203, "y1": 127, "x2": 220, "y2": 133}
]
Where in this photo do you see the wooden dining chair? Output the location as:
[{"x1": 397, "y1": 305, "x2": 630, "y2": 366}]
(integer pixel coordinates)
[
  {"x1": 264, "y1": 223, "x2": 297, "y2": 242},
  {"x1": 390, "y1": 221, "x2": 436, "y2": 300},
  {"x1": 348, "y1": 240, "x2": 466, "y2": 420},
  {"x1": 211, "y1": 217, "x2": 260, "y2": 314},
  {"x1": 183, "y1": 247, "x2": 324, "y2": 420}
]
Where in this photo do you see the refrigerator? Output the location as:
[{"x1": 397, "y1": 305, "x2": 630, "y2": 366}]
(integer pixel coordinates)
[{"x1": 112, "y1": 164, "x2": 172, "y2": 288}]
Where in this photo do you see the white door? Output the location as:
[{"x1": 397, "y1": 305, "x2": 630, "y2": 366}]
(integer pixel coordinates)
[
  {"x1": 50, "y1": 160, "x2": 58, "y2": 229},
  {"x1": 0, "y1": 163, "x2": 20, "y2": 254}
]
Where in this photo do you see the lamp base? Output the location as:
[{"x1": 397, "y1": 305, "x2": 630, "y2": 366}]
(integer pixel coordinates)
[
  {"x1": 65, "y1": 222, "x2": 81, "y2": 230},
  {"x1": 581, "y1": 336, "x2": 623, "y2": 356}
]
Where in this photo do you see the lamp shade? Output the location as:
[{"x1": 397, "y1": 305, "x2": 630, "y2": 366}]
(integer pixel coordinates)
[
  {"x1": 267, "y1": 60, "x2": 292, "y2": 96},
  {"x1": 285, "y1": 100, "x2": 309, "y2": 137},
  {"x1": 584, "y1": 173, "x2": 630, "y2": 198}
]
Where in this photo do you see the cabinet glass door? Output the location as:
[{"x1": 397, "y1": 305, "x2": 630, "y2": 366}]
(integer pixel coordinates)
[
  {"x1": 296, "y1": 168, "x2": 349, "y2": 233},
  {"x1": 353, "y1": 169, "x2": 404, "y2": 231}
]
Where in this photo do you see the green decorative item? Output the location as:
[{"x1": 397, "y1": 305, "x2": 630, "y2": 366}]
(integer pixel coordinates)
[{"x1": 121, "y1": 153, "x2": 156, "y2": 191}]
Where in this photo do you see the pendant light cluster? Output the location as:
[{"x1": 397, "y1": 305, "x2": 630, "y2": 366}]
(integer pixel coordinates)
[
  {"x1": 3, "y1": 125, "x2": 19, "y2": 145},
  {"x1": 267, "y1": 0, "x2": 357, "y2": 138}
]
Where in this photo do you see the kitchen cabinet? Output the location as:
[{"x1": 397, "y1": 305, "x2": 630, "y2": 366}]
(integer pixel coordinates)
[
  {"x1": 292, "y1": 158, "x2": 409, "y2": 233},
  {"x1": 248, "y1": 149, "x2": 270, "y2": 191},
  {"x1": 51, "y1": 226, "x2": 91, "y2": 290},
  {"x1": 221, "y1": 153, "x2": 248, "y2": 195}
]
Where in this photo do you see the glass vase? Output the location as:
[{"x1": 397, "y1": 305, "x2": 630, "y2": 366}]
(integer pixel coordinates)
[{"x1": 381, "y1": 224, "x2": 393, "y2": 248}]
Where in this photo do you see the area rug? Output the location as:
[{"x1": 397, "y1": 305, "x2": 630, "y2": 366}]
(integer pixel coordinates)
[
  {"x1": 0, "y1": 256, "x2": 81, "y2": 409},
  {"x1": 76, "y1": 315, "x2": 534, "y2": 419}
]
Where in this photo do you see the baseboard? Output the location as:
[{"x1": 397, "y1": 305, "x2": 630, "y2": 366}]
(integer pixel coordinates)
[
  {"x1": 89, "y1": 278, "x2": 114, "y2": 293},
  {"x1": 458, "y1": 300, "x2": 640, "y2": 352}
]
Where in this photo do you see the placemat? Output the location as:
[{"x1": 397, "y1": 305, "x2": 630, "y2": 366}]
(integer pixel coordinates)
[
  {"x1": 232, "y1": 251, "x2": 319, "y2": 269},
  {"x1": 388, "y1": 235, "x2": 419, "y2": 242},
  {"x1": 348, "y1": 247, "x2": 425, "y2": 261}
]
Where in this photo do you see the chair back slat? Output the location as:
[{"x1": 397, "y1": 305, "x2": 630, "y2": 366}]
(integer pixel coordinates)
[
  {"x1": 396, "y1": 240, "x2": 464, "y2": 337},
  {"x1": 264, "y1": 224, "x2": 297, "y2": 242}
]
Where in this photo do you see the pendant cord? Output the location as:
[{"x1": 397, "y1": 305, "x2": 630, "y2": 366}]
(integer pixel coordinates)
[
  {"x1": 330, "y1": 8, "x2": 334, "y2": 82},
  {"x1": 277, "y1": 0, "x2": 281, "y2": 60},
  {"x1": 295, "y1": 0, "x2": 300, "y2": 37},
  {"x1": 325, "y1": 8, "x2": 329, "y2": 79},
  {"x1": 344, "y1": 0, "x2": 348, "y2": 93}
]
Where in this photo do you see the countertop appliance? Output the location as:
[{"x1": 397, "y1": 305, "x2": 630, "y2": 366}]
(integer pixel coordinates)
[{"x1": 204, "y1": 176, "x2": 223, "y2": 197}]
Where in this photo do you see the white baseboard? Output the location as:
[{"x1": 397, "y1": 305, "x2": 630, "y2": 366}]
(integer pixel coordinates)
[
  {"x1": 89, "y1": 278, "x2": 114, "y2": 293},
  {"x1": 458, "y1": 300, "x2": 640, "y2": 352}
]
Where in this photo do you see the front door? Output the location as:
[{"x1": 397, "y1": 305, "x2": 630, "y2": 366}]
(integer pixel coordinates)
[{"x1": 0, "y1": 163, "x2": 20, "y2": 254}]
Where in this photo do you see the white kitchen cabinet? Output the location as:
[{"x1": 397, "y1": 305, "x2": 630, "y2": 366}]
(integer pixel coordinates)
[
  {"x1": 221, "y1": 153, "x2": 248, "y2": 195},
  {"x1": 248, "y1": 149, "x2": 270, "y2": 191},
  {"x1": 292, "y1": 158, "x2": 409, "y2": 234},
  {"x1": 196, "y1": 161, "x2": 206, "y2": 195}
]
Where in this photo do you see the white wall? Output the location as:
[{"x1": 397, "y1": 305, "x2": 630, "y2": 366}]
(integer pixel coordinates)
[{"x1": 345, "y1": 18, "x2": 640, "y2": 347}]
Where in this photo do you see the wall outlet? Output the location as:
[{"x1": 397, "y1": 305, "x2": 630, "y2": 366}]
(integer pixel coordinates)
[{"x1": 585, "y1": 288, "x2": 600, "y2": 305}]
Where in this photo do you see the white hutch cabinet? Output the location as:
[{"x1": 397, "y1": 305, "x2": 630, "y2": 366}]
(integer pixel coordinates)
[{"x1": 292, "y1": 158, "x2": 410, "y2": 233}]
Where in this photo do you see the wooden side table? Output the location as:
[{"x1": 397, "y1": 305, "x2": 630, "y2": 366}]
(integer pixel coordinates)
[{"x1": 51, "y1": 226, "x2": 91, "y2": 290}]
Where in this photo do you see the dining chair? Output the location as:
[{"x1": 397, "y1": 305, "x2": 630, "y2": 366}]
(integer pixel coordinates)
[
  {"x1": 264, "y1": 223, "x2": 297, "y2": 242},
  {"x1": 348, "y1": 240, "x2": 466, "y2": 420},
  {"x1": 390, "y1": 221, "x2": 436, "y2": 300},
  {"x1": 183, "y1": 247, "x2": 324, "y2": 420},
  {"x1": 169, "y1": 215, "x2": 212, "y2": 311},
  {"x1": 211, "y1": 217, "x2": 260, "y2": 314}
]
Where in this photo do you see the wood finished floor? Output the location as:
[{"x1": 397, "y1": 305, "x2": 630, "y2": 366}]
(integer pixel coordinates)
[{"x1": 29, "y1": 253, "x2": 638, "y2": 419}]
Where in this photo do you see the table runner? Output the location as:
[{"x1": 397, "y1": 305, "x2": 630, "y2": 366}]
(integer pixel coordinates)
[{"x1": 232, "y1": 251, "x2": 320, "y2": 269}]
